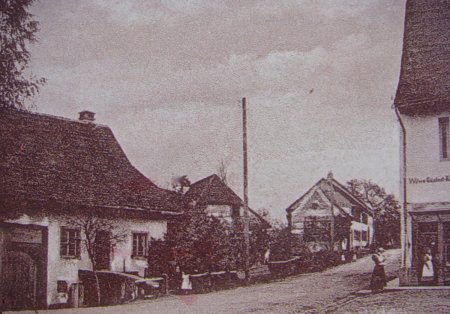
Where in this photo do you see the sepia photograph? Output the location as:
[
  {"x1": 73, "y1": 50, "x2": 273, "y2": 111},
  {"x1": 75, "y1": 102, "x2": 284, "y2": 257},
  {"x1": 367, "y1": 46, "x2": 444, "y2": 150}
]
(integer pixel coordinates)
[{"x1": 1, "y1": 0, "x2": 449, "y2": 313}]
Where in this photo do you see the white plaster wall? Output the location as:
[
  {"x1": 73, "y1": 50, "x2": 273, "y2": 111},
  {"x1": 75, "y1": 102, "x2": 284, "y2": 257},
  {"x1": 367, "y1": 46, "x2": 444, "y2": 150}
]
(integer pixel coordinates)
[
  {"x1": 205, "y1": 205, "x2": 233, "y2": 223},
  {"x1": 46, "y1": 216, "x2": 92, "y2": 306},
  {"x1": 110, "y1": 218, "x2": 167, "y2": 276},
  {"x1": 205, "y1": 204, "x2": 233, "y2": 218},
  {"x1": 403, "y1": 111, "x2": 450, "y2": 204},
  {"x1": 7, "y1": 213, "x2": 167, "y2": 306}
]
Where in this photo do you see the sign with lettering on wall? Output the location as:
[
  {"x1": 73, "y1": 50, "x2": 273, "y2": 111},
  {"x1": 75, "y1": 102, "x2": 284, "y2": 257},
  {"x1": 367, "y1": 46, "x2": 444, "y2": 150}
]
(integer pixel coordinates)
[
  {"x1": 10, "y1": 227, "x2": 42, "y2": 244},
  {"x1": 408, "y1": 175, "x2": 450, "y2": 185}
]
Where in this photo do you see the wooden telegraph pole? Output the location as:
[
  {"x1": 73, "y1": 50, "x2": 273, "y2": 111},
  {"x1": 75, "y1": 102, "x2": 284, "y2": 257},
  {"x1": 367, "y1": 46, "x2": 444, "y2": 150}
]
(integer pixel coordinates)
[{"x1": 242, "y1": 97, "x2": 250, "y2": 282}]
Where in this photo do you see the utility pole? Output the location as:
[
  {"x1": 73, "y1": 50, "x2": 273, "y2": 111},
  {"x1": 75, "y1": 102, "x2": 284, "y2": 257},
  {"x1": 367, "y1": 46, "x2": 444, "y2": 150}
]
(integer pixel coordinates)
[
  {"x1": 242, "y1": 97, "x2": 250, "y2": 283},
  {"x1": 326, "y1": 172, "x2": 335, "y2": 251}
]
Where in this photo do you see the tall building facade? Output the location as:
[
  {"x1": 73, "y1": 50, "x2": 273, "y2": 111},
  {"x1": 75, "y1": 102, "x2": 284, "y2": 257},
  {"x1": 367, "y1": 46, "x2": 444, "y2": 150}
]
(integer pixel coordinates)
[{"x1": 394, "y1": 0, "x2": 450, "y2": 286}]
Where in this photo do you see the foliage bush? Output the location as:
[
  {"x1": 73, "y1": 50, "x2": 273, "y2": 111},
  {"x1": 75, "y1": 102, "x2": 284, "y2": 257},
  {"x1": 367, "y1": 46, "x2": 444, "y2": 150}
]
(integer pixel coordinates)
[
  {"x1": 147, "y1": 206, "x2": 270, "y2": 278},
  {"x1": 269, "y1": 228, "x2": 293, "y2": 262},
  {"x1": 308, "y1": 250, "x2": 341, "y2": 272},
  {"x1": 268, "y1": 226, "x2": 346, "y2": 276}
]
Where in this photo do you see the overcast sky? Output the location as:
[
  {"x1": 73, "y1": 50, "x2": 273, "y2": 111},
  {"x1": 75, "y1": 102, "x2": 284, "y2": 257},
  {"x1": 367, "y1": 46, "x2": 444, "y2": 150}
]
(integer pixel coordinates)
[{"x1": 29, "y1": 0, "x2": 406, "y2": 220}]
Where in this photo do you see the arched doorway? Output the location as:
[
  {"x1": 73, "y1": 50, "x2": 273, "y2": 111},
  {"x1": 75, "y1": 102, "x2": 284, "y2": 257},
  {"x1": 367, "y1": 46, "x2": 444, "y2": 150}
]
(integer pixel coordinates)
[{"x1": 1, "y1": 251, "x2": 37, "y2": 311}]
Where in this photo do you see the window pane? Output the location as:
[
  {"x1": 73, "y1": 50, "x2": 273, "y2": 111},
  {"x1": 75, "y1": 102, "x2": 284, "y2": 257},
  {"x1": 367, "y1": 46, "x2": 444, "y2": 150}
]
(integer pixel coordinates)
[
  {"x1": 133, "y1": 233, "x2": 148, "y2": 256},
  {"x1": 61, "y1": 227, "x2": 80, "y2": 258},
  {"x1": 60, "y1": 228, "x2": 67, "y2": 256},
  {"x1": 439, "y1": 117, "x2": 449, "y2": 159},
  {"x1": 133, "y1": 234, "x2": 138, "y2": 256}
]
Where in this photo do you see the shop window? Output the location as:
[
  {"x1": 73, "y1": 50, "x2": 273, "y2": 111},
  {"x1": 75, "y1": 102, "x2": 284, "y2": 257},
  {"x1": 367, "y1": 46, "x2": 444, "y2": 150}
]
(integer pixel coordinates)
[
  {"x1": 132, "y1": 233, "x2": 148, "y2": 257},
  {"x1": 439, "y1": 117, "x2": 449, "y2": 160},
  {"x1": 60, "y1": 227, "x2": 81, "y2": 258}
]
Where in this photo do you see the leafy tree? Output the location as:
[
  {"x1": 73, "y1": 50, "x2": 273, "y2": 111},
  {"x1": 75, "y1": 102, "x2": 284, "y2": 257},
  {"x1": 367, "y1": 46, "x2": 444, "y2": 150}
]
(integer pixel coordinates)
[
  {"x1": 163, "y1": 206, "x2": 234, "y2": 273},
  {"x1": 147, "y1": 237, "x2": 173, "y2": 277},
  {"x1": 228, "y1": 217, "x2": 270, "y2": 268},
  {"x1": 347, "y1": 179, "x2": 401, "y2": 248},
  {"x1": 269, "y1": 227, "x2": 294, "y2": 261},
  {"x1": 148, "y1": 207, "x2": 270, "y2": 280},
  {"x1": 171, "y1": 175, "x2": 191, "y2": 194},
  {"x1": 1, "y1": 0, "x2": 46, "y2": 110},
  {"x1": 257, "y1": 208, "x2": 286, "y2": 230}
]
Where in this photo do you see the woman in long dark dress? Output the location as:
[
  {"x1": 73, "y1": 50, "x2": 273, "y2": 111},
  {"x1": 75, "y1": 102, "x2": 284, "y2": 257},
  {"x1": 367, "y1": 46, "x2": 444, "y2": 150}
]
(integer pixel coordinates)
[{"x1": 370, "y1": 248, "x2": 387, "y2": 293}]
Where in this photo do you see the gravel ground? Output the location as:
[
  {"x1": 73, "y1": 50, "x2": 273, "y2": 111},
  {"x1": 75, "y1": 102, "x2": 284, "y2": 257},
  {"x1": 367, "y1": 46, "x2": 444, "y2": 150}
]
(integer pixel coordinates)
[
  {"x1": 336, "y1": 290, "x2": 450, "y2": 314},
  {"x1": 11, "y1": 249, "x2": 401, "y2": 314}
]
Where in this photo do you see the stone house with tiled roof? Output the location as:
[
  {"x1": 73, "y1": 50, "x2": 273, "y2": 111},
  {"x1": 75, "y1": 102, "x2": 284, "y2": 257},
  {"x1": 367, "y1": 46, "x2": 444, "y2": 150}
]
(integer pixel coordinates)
[
  {"x1": 184, "y1": 174, "x2": 271, "y2": 228},
  {"x1": 286, "y1": 173, "x2": 374, "y2": 253},
  {"x1": 394, "y1": 0, "x2": 450, "y2": 286},
  {"x1": 0, "y1": 109, "x2": 183, "y2": 310}
]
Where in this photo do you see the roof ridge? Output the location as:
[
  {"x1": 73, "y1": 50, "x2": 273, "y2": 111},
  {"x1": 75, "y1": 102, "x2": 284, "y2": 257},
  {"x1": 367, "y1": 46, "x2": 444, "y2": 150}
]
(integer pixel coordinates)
[
  {"x1": 330, "y1": 178, "x2": 372, "y2": 211},
  {"x1": 1, "y1": 108, "x2": 110, "y2": 128},
  {"x1": 285, "y1": 178, "x2": 324, "y2": 213},
  {"x1": 189, "y1": 174, "x2": 220, "y2": 187}
]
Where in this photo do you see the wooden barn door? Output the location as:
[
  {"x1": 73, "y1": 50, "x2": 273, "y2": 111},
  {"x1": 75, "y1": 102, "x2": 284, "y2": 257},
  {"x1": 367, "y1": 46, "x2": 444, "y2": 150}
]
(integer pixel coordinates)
[{"x1": 0, "y1": 251, "x2": 37, "y2": 311}]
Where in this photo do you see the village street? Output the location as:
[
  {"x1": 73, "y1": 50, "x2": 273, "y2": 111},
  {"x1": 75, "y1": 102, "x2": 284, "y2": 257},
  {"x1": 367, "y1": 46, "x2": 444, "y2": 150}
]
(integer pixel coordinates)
[{"x1": 12, "y1": 249, "x2": 403, "y2": 314}]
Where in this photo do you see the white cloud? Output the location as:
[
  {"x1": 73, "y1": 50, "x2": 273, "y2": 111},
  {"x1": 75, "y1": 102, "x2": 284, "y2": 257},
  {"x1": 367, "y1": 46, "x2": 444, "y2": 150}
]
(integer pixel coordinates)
[{"x1": 30, "y1": 0, "x2": 406, "y2": 220}]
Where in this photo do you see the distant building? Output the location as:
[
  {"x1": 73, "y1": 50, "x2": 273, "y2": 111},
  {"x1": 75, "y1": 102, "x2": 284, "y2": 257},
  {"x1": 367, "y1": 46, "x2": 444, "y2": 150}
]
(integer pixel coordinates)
[
  {"x1": 0, "y1": 109, "x2": 182, "y2": 310},
  {"x1": 286, "y1": 173, "x2": 374, "y2": 253},
  {"x1": 394, "y1": 0, "x2": 450, "y2": 286},
  {"x1": 184, "y1": 174, "x2": 270, "y2": 229}
]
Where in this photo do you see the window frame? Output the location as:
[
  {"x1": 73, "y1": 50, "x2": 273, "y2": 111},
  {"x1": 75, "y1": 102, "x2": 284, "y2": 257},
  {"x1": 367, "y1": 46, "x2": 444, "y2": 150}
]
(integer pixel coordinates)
[
  {"x1": 132, "y1": 232, "x2": 148, "y2": 258},
  {"x1": 361, "y1": 230, "x2": 368, "y2": 241},
  {"x1": 351, "y1": 207, "x2": 362, "y2": 222},
  {"x1": 60, "y1": 227, "x2": 81, "y2": 259},
  {"x1": 439, "y1": 117, "x2": 449, "y2": 161},
  {"x1": 361, "y1": 213, "x2": 368, "y2": 225},
  {"x1": 354, "y1": 230, "x2": 361, "y2": 241}
]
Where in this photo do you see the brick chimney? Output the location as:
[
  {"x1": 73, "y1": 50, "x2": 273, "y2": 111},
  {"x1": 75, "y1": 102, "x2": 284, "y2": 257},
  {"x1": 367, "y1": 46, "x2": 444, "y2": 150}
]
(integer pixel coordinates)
[
  {"x1": 79, "y1": 110, "x2": 95, "y2": 122},
  {"x1": 327, "y1": 171, "x2": 333, "y2": 181}
]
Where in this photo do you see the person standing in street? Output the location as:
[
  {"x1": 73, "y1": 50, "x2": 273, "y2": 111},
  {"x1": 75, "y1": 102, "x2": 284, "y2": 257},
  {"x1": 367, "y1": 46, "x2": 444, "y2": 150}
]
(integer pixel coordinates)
[
  {"x1": 421, "y1": 248, "x2": 434, "y2": 282},
  {"x1": 181, "y1": 271, "x2": 192, "y2": 294},
  {"x1": 370, "y1": 247, "x2": 387, "y2": 293}
]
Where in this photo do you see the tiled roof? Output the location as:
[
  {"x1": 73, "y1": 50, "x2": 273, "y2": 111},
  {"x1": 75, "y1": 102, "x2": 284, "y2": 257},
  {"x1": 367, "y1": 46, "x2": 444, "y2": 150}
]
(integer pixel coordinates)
[
  {"x1": 394, "y1": 0, "x2": 450, "y2": 115},
  {"x1": 0, "y1": 109, "x2": 183, "y2": 213},
  {"x1": 185, "y1": 174, "x2": 270, "y2": 227},
  {"x1": 286, "y1": 177, "x2": 373, "y2": 216},
  {"x1": 185, "y1": 174, "x2": 243, "y2": 207}
]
